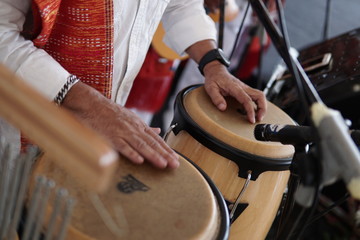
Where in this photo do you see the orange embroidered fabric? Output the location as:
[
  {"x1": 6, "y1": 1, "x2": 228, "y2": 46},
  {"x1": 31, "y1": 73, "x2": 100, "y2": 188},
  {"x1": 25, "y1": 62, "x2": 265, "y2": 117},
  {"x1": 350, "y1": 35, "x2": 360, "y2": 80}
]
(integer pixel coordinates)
[
  {"x1": 32, "y1": 0, "x2": 114, "y2": 98},
  {"x1": 21, "y1": 0, "x2": 114, "y2": 150}
]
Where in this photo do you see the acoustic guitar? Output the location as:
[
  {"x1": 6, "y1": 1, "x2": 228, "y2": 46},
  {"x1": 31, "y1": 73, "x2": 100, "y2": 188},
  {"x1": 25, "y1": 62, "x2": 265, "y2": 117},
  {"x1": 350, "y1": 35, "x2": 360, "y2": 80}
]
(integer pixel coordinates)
[{"x1": 151, "y1": 0, "x2": 240, "y2": 60}]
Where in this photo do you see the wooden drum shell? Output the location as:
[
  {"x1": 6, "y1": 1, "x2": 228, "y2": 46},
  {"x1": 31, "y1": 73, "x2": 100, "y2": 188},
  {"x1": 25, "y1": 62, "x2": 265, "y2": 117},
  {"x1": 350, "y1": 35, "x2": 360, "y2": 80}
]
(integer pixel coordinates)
[
  {"x1": 166, "y1": 85, "x2": 296, "y2": 240},
  {"x1": 167, "y1": 131, "x2": 290, "y2": 240},
  {"x1": 29, "y1": 154, "x2": 229, "y2": 240}
]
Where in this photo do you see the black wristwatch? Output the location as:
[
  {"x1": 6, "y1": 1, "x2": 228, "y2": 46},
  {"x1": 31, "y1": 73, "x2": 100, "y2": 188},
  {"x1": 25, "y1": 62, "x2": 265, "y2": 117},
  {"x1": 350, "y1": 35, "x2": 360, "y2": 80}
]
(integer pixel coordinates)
[{"x1": 198, "y1": 48, "x2": 230, "y2": 75}]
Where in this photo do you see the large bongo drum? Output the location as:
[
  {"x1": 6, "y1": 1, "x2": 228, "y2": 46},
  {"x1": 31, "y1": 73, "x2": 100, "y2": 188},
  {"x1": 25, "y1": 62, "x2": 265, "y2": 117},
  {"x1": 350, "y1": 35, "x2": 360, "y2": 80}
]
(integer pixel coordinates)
[
  {"x1": 29, "y1": 153, "x2": 229, "y2": 240},
  {"x1": 165, "y1": 85, "x2": 296, "y2": 240}
]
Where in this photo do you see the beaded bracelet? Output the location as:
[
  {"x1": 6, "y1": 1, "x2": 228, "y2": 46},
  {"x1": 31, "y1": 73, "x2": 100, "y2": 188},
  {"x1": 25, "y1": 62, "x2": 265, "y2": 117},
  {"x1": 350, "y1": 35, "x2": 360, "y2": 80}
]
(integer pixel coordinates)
[{"x1": 53, "y1": 75, "x2": 80, "y2": 105}]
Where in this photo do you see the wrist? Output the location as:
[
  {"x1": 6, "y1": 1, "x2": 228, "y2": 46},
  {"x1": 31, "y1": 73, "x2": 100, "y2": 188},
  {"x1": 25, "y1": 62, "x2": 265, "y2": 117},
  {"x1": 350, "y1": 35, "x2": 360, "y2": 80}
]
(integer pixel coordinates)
[
  {"x1": 61, "y1": 81, "x2": 105, "y2": 113},
  {"x1": 54, "y1": 75, "x2": 80, "y2": 105},
  {"x1": 198, "y1": 48, "x2": 230, "y2": 75},
  {"x1": 203, "y1": 60, "x2": 228, "y2": 76}
]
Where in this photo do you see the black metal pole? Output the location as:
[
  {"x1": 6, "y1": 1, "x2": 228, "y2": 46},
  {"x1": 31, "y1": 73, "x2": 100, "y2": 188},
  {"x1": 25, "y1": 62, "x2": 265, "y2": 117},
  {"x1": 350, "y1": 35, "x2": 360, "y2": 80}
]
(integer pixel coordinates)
[{"x1": 249, "y1": 0, "x2": 323, "y2": 106}]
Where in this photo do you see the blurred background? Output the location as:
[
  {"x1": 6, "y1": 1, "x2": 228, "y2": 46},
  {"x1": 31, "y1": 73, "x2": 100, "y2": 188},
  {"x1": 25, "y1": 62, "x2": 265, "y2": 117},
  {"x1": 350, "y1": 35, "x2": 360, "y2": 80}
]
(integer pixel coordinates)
[{"x1": 260, "y1": 0, "x2": 360, "y2": 83}]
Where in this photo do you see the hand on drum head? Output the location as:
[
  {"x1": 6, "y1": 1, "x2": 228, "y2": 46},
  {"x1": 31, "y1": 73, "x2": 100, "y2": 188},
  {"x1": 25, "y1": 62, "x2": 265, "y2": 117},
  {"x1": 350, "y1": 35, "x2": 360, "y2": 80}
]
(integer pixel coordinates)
[
  {"x1": 203, "y1": 61, "x2": 267, "y2": 124},
  {"x1": 62, "y1": 81, "x2": 180, "y2": 169}
]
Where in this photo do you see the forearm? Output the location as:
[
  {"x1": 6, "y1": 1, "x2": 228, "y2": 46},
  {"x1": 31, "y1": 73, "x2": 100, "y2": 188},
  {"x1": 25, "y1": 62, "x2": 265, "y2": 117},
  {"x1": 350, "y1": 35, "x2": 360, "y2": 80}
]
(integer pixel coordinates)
[
  {"x1": 185, "y1": 39, "x2": 217, "y2": 63},
  {"x1": 61, "y1": 81, "x2": 108, "y2": 118},
  {"x1": 185, "y1": 39, "x2": 229, "y2": 77}
]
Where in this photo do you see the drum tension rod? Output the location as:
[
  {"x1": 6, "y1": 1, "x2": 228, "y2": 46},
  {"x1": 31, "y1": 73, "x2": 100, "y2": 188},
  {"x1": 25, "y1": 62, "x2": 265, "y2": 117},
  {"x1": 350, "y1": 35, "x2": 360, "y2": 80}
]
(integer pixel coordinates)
[
  {"x1": 163, "y1": 123, "x2": 178, "y2": 141},
  {"x1": 229, "y1": 170, "x2": 252, "y2": 220}
]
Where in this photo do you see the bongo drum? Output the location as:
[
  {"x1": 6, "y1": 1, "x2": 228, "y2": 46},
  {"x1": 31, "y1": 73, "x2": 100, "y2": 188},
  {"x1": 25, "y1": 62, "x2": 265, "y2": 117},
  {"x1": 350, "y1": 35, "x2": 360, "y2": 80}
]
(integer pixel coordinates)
[
  {"x1": 29, "y1": 153, "x2": 229, "y2": 240},
  {"x1": 165, "y1": 85, "x2": 296, "y2": 240}
]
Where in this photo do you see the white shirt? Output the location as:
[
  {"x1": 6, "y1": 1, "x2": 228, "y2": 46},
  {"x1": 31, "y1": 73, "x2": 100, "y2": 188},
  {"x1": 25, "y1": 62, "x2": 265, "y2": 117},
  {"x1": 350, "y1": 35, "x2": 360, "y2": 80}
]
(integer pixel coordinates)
[
  {"x1": 0, "y1": 0, "x2": 216, "y2": 153},
  {"x1": 0, "y1": 0, "x2": 216, "y2": 106}
]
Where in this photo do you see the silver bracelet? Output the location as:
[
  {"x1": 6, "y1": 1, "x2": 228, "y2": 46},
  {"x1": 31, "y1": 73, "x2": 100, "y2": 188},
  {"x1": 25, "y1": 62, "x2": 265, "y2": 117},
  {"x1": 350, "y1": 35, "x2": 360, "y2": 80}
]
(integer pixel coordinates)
[{"x1": 54, "y1": 75, "x2": 80, "y2": 105}]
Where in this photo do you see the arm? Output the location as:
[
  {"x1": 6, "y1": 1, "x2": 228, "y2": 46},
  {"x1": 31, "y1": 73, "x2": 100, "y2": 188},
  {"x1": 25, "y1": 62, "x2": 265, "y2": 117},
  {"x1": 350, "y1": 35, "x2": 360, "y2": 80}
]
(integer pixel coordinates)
[
  {"x1": 61, "y1": 81, "x2": 179, "y2": 169},
  {"x1": 0, "y1": 0, "x2": 179, "y2": 169},
  {"x1": 162, "y1": 0, "x2": 267, "y2": 123},
  {"x1": 0, "y1": 0, "x2": 69, "y2": 100}
]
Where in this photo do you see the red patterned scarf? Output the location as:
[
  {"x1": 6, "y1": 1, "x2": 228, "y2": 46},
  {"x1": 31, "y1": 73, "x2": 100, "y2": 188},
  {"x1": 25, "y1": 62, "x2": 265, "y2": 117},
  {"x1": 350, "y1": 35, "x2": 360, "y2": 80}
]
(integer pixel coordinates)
[
  {"x1": 21, "y1": 0, "x2": 114, "y2": 149},
  {"x1": 31, "y1": 0, "x2": 114, "y2": 98}
]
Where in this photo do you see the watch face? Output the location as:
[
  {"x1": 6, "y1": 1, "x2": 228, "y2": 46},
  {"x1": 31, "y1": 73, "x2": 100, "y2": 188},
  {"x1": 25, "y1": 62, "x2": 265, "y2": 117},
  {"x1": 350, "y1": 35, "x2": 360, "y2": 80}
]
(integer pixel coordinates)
[
  {"x1": 217, "y1": 48, "x2": 230, "y2": 67},
  {"x1": 198, "y1": 48, "x2": 231, "y2": 75},
  {"x1": 218, "y1": 48, "x2": 225, "y2": 57}
]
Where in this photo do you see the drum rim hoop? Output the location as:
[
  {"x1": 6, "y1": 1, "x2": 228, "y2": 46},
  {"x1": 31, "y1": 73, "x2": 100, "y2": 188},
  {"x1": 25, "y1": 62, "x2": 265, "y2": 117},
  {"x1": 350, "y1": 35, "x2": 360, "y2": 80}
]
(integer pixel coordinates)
[
  {"x1": 176, "y1": 151, "x2": 230, "y2": 240},
  {"x1": 170, "y1": 84, "x2": 292, "y2": 180}
]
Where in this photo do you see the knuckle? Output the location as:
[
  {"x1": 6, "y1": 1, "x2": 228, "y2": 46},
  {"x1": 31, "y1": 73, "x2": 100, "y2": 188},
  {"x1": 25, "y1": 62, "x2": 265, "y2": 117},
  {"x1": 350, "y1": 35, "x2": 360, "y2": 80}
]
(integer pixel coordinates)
[
  {"x1": 135, "y1": 139, "x2": 147, "y2": 149},
  {"x1": 114, "y1": 139, "x2": 128, "y2": 151},
  {"x1": 148, "y1": 139, "x2": 159, "y2": 148}
]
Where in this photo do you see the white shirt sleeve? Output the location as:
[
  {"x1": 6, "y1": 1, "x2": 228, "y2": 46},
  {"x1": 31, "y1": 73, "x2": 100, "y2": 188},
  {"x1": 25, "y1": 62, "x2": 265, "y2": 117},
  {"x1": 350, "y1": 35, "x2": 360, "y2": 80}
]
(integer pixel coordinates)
[
  {"x1": 161, "y1": 0, "x2": 217, "y2": 56},
  {"x1": 0, "y1": 0, "x2": 70, "y2": 100}
]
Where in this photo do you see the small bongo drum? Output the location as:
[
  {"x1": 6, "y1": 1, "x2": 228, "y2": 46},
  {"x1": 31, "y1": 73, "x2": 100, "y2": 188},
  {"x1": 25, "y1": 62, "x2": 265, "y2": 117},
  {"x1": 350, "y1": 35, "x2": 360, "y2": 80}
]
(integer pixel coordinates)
[
  {"x1": 165, "y1": 85, "x2": 296, "y2": 240},
  {"x1": 29, "y1": 153, "x2": 229, "y2": 240}
]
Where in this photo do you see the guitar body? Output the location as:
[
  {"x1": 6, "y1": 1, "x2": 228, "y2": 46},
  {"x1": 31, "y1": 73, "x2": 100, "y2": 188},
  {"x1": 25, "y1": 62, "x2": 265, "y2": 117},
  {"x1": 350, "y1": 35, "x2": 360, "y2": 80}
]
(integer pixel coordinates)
[
  {"x1": 151, "y1": 22, "x2": 189, "y2": 61},
  {"x1": 151, "y1": 0, "x2": 240, "y2": 60}
]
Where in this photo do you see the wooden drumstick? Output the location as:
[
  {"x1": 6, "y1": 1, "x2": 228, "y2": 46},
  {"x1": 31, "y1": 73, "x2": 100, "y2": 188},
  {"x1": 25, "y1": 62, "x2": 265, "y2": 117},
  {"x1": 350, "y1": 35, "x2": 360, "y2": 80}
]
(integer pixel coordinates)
[{"x1": 0, "y1": 64, "x2": 118, "y2": 193}]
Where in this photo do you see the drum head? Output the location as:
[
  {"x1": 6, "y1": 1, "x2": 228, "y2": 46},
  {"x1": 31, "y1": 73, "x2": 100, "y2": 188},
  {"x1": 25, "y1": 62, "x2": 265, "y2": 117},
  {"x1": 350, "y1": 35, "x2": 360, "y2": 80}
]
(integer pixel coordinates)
[
  {"x1": 183, "y1": 86, "x2": 295, "y2": 159},
  {"x1": 30, "y1": 155, "x2": 223, "y2": 240}
]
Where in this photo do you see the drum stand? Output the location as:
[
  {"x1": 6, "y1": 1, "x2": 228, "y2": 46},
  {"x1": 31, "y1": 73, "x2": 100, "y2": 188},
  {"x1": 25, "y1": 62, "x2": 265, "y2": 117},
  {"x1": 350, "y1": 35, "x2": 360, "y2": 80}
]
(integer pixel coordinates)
[
  {"x1": 248, "y1": 1, "x2": 360, "y2": 239},
  {"x1": 274, "y1": 144, "x2": 321, "y2": 239}
]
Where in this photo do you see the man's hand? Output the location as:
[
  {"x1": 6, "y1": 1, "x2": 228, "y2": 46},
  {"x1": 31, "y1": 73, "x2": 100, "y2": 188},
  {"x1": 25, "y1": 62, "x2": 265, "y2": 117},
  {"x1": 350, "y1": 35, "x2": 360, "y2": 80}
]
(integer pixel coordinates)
[
  {"x1": 186, "y1": 40, "x2": 267, "y2": 124},
  {"x1": 62, "y1": 82, "x2": 180, "y2": 169},
  {"x1": 203, "y1": 61, "x2": 267, "y2": 124}
]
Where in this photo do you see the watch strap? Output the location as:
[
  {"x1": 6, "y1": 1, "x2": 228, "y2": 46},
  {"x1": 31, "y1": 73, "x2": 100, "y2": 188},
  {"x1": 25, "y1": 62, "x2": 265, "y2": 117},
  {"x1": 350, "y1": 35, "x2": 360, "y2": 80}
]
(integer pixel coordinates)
[{"x1": 198, "y1": 48, "x2": 230, "y2": 75}]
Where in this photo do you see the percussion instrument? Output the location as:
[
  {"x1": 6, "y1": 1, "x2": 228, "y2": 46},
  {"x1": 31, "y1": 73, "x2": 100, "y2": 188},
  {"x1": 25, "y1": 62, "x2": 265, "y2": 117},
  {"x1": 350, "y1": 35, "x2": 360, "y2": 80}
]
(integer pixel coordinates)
[
  {"x1": 165, "y1": 85, "x2": 295, "y2": 240},
  {"x1": 29, "y1": 153, "x2": 229, "y2": 240},
  {"x1": 0, "y1": 144, "x2": 72, "y2": 240}
]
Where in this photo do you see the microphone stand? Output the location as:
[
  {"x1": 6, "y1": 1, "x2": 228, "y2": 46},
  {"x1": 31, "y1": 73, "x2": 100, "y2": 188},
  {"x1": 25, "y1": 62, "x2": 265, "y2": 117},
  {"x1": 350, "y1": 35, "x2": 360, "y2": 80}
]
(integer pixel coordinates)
[
  {"x1": 249, "y1": 0, "x2": 322, "y2": 108},
  {"x1": 248, "y1": 0, "x2": 360, "y2": 239},
  {"x1": 275, "y1": 143, "x2": 322, "y2": 240},
  {"x1": 218, "y1": 0, "x2": 226, "y2": 49}
]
